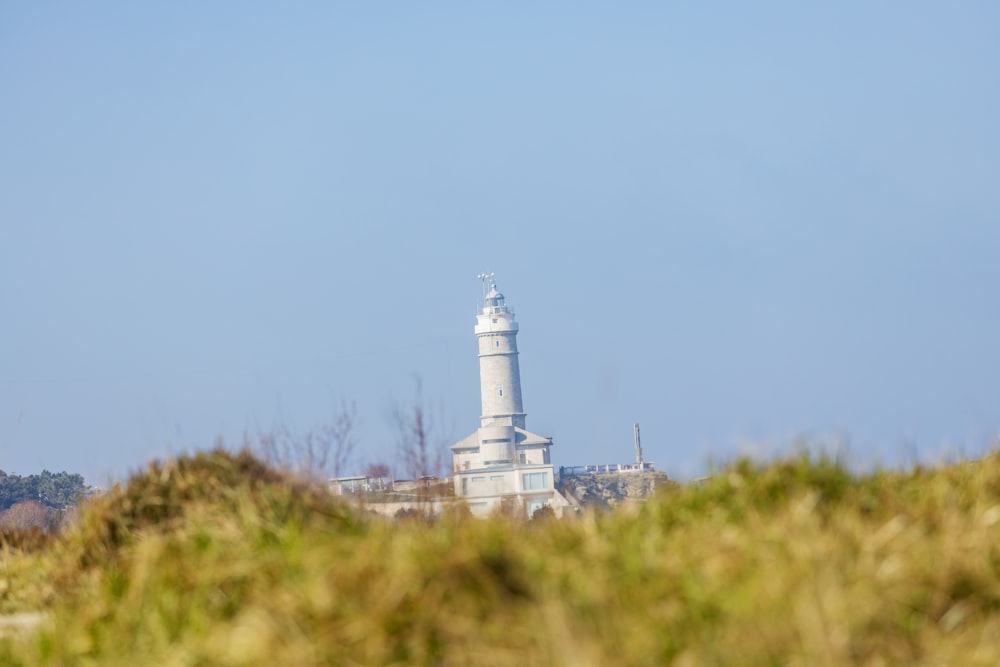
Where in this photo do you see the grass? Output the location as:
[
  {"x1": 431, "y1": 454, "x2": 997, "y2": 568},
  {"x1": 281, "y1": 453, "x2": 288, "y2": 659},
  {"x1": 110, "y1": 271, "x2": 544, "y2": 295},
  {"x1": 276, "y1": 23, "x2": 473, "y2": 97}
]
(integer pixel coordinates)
[{"x1": 2, "y1": 448, "x2": 1000, "y2": 665}]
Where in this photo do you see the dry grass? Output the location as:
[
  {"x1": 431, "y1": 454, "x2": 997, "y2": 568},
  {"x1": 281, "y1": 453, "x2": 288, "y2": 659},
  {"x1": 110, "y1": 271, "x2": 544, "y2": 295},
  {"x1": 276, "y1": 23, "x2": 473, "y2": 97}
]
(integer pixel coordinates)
[{"x1": 2, "y1": 448, "x2": 1000, "y2": 665}]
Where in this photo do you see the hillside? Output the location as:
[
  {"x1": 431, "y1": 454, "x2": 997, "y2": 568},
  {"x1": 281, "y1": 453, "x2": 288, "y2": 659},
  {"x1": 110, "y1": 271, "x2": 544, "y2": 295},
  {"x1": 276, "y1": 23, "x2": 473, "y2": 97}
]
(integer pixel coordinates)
[
  {"x1": 559, "y1": 470, "x2": 673, "y2": 510},
  {"x1": 2, "y1": 448, "x2": 1000, "y2": 665}
]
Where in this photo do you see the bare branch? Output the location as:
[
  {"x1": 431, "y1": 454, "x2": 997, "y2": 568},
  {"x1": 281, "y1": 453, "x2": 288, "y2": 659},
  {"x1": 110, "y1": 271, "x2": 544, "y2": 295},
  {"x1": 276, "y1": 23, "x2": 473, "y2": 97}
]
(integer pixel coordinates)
[
  {"x1": 248, "y1": 399, "x2": 360, "y2": 483},
  {"x1": 393, "y1": 378, "x2": 450, "y2": 482}
]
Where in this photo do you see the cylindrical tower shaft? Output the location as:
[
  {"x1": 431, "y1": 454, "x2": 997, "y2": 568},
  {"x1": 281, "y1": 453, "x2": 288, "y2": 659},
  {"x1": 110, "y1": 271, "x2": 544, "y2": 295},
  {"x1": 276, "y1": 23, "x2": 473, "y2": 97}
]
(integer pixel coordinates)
[{"x1": 474, "y1": 280, "x2": 526, "y2": 429}]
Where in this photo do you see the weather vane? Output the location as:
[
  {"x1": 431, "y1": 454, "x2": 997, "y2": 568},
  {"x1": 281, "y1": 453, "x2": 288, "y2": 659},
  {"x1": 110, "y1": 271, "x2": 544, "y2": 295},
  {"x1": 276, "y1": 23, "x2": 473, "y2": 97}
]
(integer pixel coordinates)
[{"x1": 477, "y1": 272, "x2": 495, "y2": 301}]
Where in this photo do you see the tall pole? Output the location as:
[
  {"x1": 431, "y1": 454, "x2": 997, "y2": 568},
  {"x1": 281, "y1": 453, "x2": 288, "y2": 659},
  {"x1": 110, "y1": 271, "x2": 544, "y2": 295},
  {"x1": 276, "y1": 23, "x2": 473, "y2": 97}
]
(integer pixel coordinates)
[{"x1": 634, "y1": 422, "x2": 643, "y2": 467}]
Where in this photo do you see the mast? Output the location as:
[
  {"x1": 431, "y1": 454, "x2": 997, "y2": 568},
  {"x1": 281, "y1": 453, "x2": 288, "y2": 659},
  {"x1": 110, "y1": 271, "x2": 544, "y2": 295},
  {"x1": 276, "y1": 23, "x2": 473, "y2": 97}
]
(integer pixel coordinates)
[{"x1": 634, "y1": 422, "x2": 643, "y2": 467}]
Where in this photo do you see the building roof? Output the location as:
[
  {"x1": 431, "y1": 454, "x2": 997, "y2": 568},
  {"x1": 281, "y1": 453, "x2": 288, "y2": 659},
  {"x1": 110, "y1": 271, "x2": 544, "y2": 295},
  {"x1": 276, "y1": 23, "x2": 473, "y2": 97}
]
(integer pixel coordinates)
[
  {"x1": 450, "y1": 426, "x2": 552, "y2": 451},
  {"x1": 514, "y1": 427, "x2": 553, "y2": 447}
]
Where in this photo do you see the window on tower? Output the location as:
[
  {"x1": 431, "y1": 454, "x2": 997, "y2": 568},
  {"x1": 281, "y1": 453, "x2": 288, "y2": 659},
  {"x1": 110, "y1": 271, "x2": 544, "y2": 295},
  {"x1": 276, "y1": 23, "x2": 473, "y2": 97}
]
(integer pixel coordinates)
[
  {"x1": 495, "y1": 340, "x2": 500, "y2": 348},
  {"x1": 498, "y1": 388, "x2": 503, "y2": 397}
]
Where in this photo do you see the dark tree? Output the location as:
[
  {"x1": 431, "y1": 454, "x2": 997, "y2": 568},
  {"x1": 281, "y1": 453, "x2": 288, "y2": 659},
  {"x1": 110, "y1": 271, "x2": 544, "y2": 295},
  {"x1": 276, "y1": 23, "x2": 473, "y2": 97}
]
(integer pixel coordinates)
[{"x1": 0, "y1": 470, "x2": 88, "y2": 511}]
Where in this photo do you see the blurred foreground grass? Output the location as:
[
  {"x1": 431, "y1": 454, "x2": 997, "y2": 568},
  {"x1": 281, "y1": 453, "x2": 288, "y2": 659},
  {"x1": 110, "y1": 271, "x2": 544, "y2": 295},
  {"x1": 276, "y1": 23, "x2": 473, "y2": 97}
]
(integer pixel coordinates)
[{"x1": 2, "y1": 448, "x2": 1000, "y2": 665}]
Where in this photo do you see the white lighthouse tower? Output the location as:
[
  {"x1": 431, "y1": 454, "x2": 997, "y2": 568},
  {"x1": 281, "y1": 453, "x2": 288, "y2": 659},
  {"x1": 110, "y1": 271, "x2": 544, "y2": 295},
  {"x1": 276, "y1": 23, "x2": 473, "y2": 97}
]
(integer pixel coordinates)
[
  {"x1": 475, "y1": 276, "x2": 525, "y2": 430},
  {"x1": 451, "y1": 274, "x2": 569, "y2": 517}
]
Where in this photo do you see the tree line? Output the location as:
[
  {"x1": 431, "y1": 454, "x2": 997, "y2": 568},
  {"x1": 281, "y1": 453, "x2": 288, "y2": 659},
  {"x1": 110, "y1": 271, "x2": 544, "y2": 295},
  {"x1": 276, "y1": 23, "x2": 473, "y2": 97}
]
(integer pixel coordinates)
[{"x1": 0, "y1": 469, "x2": 89, "y2": 511}]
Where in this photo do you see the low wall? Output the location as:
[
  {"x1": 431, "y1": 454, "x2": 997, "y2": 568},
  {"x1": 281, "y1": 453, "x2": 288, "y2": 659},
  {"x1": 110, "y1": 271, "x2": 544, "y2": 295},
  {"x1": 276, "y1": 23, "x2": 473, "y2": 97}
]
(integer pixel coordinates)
[{"x1": 560, "y1": 463, "x2": 655, "y2": 476}]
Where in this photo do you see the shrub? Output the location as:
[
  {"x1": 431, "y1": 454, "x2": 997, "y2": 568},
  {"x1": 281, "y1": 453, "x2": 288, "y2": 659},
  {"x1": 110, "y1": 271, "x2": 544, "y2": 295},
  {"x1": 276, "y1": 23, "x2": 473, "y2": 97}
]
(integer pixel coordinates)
[{"x1": 60, "y1": 448, "x2": 355, "y2": 571}]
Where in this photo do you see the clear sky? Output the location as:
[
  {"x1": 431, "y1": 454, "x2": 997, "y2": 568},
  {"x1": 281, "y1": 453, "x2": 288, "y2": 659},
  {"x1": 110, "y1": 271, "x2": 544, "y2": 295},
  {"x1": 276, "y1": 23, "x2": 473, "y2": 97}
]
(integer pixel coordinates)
[{"x1": 2, "y1": 3, "x2": 998, "y2": 485}]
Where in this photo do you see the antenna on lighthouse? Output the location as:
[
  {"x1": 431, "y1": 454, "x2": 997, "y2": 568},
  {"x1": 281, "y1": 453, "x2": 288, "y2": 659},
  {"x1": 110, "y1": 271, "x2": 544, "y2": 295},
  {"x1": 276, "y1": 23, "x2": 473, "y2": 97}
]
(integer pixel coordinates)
[{"x1": 476, "y1": 272, "x2": 495, "y2": 302}]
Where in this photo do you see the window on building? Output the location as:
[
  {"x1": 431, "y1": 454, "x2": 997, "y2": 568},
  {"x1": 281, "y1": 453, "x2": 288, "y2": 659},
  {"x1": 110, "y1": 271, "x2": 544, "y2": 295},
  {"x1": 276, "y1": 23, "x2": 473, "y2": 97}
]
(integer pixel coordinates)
[
  {"x1": 519, "y1": 452, "x2": 526, "y2": 464},
  {"x1": 489, "y1": 475, "x2": 504, "y2": 481},
  {"x1": 495, "y1": 339, "x2": 500, "y2": 348},
  {"x1": 498, "y1": 388, "x2": 503, "y2": 397},
  {"x1": 522, "y1": 472, "x2": 548, "y2": 490},
  {"x1": 526, "y1": 498, "x2": 549, "y2": 517},
  {"x1": 471, "y1": 477, "x2": 485, "y2": 483}
]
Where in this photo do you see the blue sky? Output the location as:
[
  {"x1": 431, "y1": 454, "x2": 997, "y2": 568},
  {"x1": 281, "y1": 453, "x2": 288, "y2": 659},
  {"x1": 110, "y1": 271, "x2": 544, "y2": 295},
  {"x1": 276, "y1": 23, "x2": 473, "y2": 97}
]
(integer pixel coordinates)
[{"x1": 2, "y1": 3, "x2": 998, "y2": 484}]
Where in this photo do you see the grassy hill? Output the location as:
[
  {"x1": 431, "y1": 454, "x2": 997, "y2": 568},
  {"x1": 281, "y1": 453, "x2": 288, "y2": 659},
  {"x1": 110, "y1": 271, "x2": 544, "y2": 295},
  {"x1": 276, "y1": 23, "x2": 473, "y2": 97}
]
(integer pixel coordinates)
[{"x1": 2, "y1": 448, "x2": 1000, "y2": 665}]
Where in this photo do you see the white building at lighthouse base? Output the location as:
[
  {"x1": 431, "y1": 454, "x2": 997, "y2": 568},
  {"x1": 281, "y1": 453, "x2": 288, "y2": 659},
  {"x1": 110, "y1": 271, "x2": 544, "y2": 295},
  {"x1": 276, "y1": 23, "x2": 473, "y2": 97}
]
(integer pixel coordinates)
[{"x1": 451, "y1": 426, "x2": 570, "y2": 517}]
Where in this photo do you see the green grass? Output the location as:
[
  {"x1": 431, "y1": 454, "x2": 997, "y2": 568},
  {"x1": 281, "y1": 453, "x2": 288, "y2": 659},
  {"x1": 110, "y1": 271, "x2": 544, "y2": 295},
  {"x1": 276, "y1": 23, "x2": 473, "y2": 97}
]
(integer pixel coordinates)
[{"x1": 2, "y1": 448, "x2": 1000, "y2": 665}]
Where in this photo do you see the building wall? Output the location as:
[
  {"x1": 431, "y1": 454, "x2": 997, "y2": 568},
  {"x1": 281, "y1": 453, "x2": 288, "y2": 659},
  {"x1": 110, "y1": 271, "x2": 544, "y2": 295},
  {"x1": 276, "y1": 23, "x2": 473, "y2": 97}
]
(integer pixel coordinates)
[
  {"x1": 456, "y1": 484, "x2": 573, "y2": 518},
  {"x1": 517, "y1": 446, "x2": 549, "y2": 465},
  {"x1": 453, "y1": 464, "x2": 554, "y2": 497}
]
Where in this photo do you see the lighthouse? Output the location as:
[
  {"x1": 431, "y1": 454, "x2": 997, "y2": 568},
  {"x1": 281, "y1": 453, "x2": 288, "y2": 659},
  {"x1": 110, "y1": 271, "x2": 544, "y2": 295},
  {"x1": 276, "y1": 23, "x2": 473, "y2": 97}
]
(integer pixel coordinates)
[
  {"x1": 450, "y1": 274, "x2": 569, "y2": 517},
  {"x1": 475, "y1": 277, "x2": 525, "y2": 429}
]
